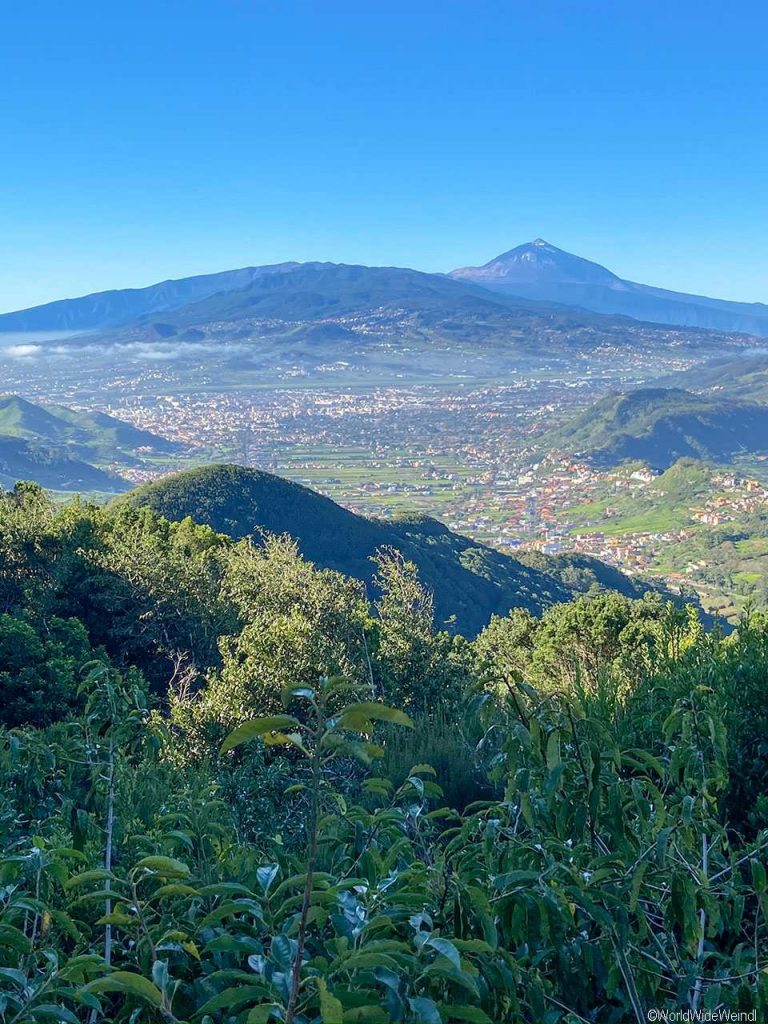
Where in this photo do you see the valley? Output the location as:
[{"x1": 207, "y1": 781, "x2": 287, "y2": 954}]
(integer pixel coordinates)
[{"x1": 2, "y1": 243, "x2": 768, "y2": 622}]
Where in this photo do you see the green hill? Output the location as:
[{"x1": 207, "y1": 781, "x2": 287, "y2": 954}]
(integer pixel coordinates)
[
  {"x1": 0, "y1": 436, "x2": 127, "y2": 493},
  {"x1": 545, "y1": 387, "x2": 768, "y2": 469},
  {"x1": 0, "y1": 395, "x2": 178, "y2": 462},
  {"x1": 120, "y1": 463, "x2": 652, "y2": 636},
  {"x1": 665, "y1": 353, "x2": 768, "y2": 402}
]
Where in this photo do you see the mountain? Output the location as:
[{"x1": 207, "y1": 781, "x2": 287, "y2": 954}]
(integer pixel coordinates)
[
  {"x1": 0, "y1": 395, "x2": 179, "y2": 462},
  {"x1": 118, "y1": 463, "x2": 651, "y2": 636},
  {"x1": 451, "y1": 239, "x2": 768, "y2": 336},
  {"x1": 0, "y1": 263, "x2": 318, "y2": 332},
  {"x1": 543, "y1": 387, "x2": 768, "y2": 469},
  {"x1": 155, "y1": 263, "x2": 529, "y2": 324},
  {"x1": 0, "y1": 261, "x2": 552, "y2": 336},
  {"x1": 3, "y1": 257, "x2": 756, "y2": 365},
  {"x1": 0, "y1": 436, "x2": 127, "y2": 492}
]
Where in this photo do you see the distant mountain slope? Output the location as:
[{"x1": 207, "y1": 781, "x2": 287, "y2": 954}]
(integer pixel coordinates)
[
  {"x1": 1, "y1": 259, "x2": 755, "y2": 361},
  {"x1": 0, "y1": 395, "x2": 178, "y2": 462},
  {"x1": 118, "y1": 463, "x2": 650, "y2": 636},
  {"x1": 451, "y1": 239, "x2": 768, "y2": 336},
  {"x1": 147, "y1": 262, "x2": 538, "y2": 326},
  {"x1": 664, "y1": 353, "x2": 768, "y2": 402},
  {"x1": 0, "y1": 437, "x2": 127, "y2": 493},
  {"x1": 544, "y1": 387, "x2": 768, "y2": 469},
  {"x1": 0, "y1": 261, "x2": 556, "y2": 336},
  {"x1": 0, "y1": 262, "x2": 315, "y2": 332}
]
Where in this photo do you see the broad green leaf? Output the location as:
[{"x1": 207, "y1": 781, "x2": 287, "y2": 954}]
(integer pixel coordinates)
[
  {"x1": 408, "y1": 996, "x2": 441, "y2": 1023},
  {"x1": 318, "y1": 978, "x2": 344, "y2": 1024},
  {"x1": 63, "y1": 869, "x2": 117, "y2": 890},
  {"x1": 339, "y1": 702, "x2": 414, "y2": 731},
  {"x1": 546, "y1": 730, "x2": 561, "y2": 770},
  {"x1": 23, "y1": 1006, "x2": 80, "y2": 1023},
  {"x1": 96, "y1": 911, "x2": 135, "y2": 926},
  {"x1": 196, "y1": 984, "x2": 267, "y2": 1016},
  {"x1": 442, "y1": 1007, "x2": 494, "y2": 1023},
  {"x1": 629, "y1": 861, "x2": 649, "y2": 912},
  {"x1": 220, "y1": 716, "x2": 300, "y2": 753},
  {"x1": 84, "y1": 971, "x2": 163, "y2": 1007},
  {"x1": 150, "y1": 883, "x2": 200, "y2": 899},
  {"x1": 256, "y1": 863, "x2": 279, "y2": 894},
  {"x1": 205, "y1": 934, "x2": 264, "y2": 955},
  {"x1": 133, "y1": 855, "x2": 191, "y2": 878},
  {"x1": 426, "y1": 936, "x2": 461, "y2": 969},
  {"x1": 0, "y1": 924, "x2": 31, "y2": 954},
  {"x1": 0, "y1": 967, "x2": 27, "y2": 986},
  {"x1": 452, "y1": 939, "x2": 494, "y2": 954},
  {"x1": 247, "y1": 1004, "x2": 281, "y2": 1022}
]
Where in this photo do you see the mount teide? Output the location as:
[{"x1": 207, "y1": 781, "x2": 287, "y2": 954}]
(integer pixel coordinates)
[{"x1": 451, "y1": 239, "x2": 768, "y2": 336}]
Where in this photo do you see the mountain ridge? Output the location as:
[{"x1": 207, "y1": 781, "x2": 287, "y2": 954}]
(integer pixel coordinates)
[
  {"x1": 2, "y1": 244, "x2": 766, "y2": 341},
  {"x1": 451, "y1": 240, "x2": 768, "y2": 336}
]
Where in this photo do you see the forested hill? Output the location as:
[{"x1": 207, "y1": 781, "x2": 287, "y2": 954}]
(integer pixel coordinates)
[
  {"x1": 0, "y1": 395, "x2": 179, "y2": 492},
  {"x1": 119, "y1": 463, "x2": 650, "y2": 635},
  {"x1": 544, "y1": 387, "x2": 768, "y2": 469},
  {"x1": 0, "y1": 436, "x2": 126, "y2": 492}
]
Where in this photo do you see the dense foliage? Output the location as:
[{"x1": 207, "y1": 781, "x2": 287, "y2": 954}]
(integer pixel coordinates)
[
  {"x1": 1, "y1": 480, "x2": 767, "y2": 1022},
  {"x1": 121, "y1": 463, "x2": 652, "y2": 637}
]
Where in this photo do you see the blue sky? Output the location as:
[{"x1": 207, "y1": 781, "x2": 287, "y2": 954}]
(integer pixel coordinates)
[{"x1": 1, "y1": 0, "x2": 767, "y2": 311}]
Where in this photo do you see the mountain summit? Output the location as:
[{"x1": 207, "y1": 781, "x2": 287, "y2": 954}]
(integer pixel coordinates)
[
  {"x1": 451, "y1": 240, "x2": 768, "y2": 336},
  {"x1": 452, "y1": 239, "x2": 621, "y2": 287}
]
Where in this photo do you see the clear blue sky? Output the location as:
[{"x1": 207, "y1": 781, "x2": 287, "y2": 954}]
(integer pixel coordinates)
[{"x1": 1, "y1": 0, "x2": 767, "y2": 311}]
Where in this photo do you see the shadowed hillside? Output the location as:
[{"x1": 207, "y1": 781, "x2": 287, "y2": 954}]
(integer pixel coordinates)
[
  {"x1": 0, "y1": 436, "x2": 127, "y2": 492},
  {"x1": 119, "y1": 463, "x2": 653, "y2": 636}
]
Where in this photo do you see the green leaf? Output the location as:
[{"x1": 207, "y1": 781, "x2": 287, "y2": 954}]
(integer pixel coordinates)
[
  {"x1": 63, "y1": 869, "x2": 117, "y2": 890},
  {"x1": 441, "y1": 1007, "x2": 494, "y2": 1023},
  {"x1": 426, "y1": 936, "x2": 461, "y2": 969},
  {"x1": 257, "y1": 863, "x2": 280, "y2": 894},
  {"x1": 0, "y1": 924, "x2": 31, "y2": 954},
  {"x1": 546, "y1": 730, "x2": 561, "y2": 770},
  {"x1": 24, "y1": 1006, "x2": 80, "y2": 1023},
  {"x1": 493, "y1": 870, "x2": 540, "y2": 891},
  {"x1": 133, "y1": 855, "x2": 191, "y2": 878},
  {"x1": 751, "y1": 858, "x2": 767, "y2": 893},
  {"x1": 84, "y1": 971, "x2": 163, "y2": 1007},
  {"x1": 198, "y1": 882, "x2": 255, "y2": 897},
  {"x1": 196, "y1": 984, "x2": 267, "y2": 1016},
  {"x1": 338, "y1": 702, "x2": 414, "y2": 732},
  {"x1": 629, "y1": 861, "x2": 649, "y2": 912},
  {"x1": 452, "y1": 939, "x2": 494, "y2": 954},
  {"x1": 408, "y1": 996, "x2": 441, "y2": 1023},
  {"x1": 318, "y1": 978, "x2": 344, "y2": 1024},
  {"x1": 247, "y1": 1005, "x2": 281, "y2": 1023},
  {"x1": 0, "y1": 967, "x2": 27, "y2": 987},
  {"x1": 150, "y1": 883, "x2": 200, "y2": 899},
  {"x1": 96, "y1": 911, "x2": 135, "y2": 926},
  {"x1": 220, "y1": 716, "x2": 300, "y2": 753},
  {"x1": 205, "y1": 934, "x2": 264, "y2": 955}
]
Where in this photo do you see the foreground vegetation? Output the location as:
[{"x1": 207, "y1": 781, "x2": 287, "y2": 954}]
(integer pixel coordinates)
[{"x1": 1, "y1": 482, "x2": 767, "y2": 1022}]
